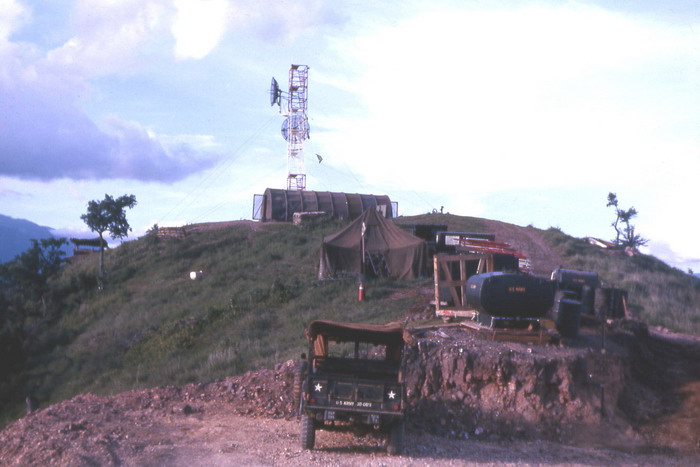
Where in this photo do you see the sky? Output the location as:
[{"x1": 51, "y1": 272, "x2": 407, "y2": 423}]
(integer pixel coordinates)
[{"x1": 0, "y1": 0, "x2": 699, "y2": 272}]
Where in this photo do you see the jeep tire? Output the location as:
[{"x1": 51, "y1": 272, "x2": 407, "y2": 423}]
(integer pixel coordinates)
[
  {"x1": 301, "y1": 414, "x2": 315, "y2": 450},
  {"x1": 293, "y1": 361, "x2": 306, "y2": 415},
  {"x1": 387, "y1": 420, "x2": 405, "y2": 455}
]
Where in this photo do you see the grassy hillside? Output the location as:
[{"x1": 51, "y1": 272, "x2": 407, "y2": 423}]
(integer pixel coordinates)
[
  {"x1": 3, "y1": 214, "x2": 699, "y2": 425},
  {"x1": 5, "y1": 219, "x2": 422, "y2": 424}
]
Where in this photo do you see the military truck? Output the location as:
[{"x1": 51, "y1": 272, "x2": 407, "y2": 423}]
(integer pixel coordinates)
[{"x1": 296, "y1": 320, "x2": 407, "y2": 455}]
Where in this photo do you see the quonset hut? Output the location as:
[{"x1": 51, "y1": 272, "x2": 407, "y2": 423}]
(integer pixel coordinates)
[{"x1": 253, "y1": 188, "x2": 395, "y2": 222}]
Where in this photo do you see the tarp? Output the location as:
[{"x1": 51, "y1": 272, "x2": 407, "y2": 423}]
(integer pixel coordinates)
[
  {"x1": 318, "y1": 208, "x2": 427, "y2": 280},
  {"x1": 306, "y1": 320, "x2": 406, "y2": 360},
  {"x1": 307, "y1": 320, "x2": 405, "y2": 343}
]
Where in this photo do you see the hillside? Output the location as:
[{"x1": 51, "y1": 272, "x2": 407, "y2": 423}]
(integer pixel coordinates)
[{"x1": 1, "y1": 213, "x2": 699, "y2": 428}]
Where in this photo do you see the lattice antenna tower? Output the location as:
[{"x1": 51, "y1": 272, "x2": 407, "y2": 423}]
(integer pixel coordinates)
[{"x1": 270, "y1": 64, "x2": 310, "y2": 191}]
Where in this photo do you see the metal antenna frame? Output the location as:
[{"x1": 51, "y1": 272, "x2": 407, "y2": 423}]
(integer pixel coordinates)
[
  {"x1": 272, "y1": 65, "x2": 309, "y2": 191},
  {"x1": 286, "y1": 64, "x2": 309, "y2": 190}
]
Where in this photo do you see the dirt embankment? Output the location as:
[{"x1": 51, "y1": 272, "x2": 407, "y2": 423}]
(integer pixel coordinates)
[
  {"x1": 405, "y1": 329, "x2": 623, "y2": 441},
  {"x1": 1, "y1": 323, "x2": 699, "y2": 466},
  {"x1": 405, "y1": 320, "x2": 700, "y2": 454}
]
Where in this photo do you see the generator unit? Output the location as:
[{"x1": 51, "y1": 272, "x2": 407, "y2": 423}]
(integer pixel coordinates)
[
  {"x1": 466, "y1": 272, "x2": 555, "y2": 328},
  {"x1": 550, "y1": 268, "x2": 599, "y2": 338}
]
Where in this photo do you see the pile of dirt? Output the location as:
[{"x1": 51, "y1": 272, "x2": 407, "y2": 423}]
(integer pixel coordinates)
[{"x1": 0, "y1": 361, "x2": 299, "y2": 466}]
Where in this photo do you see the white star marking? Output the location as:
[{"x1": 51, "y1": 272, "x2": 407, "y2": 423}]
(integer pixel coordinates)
[
  {"x1": 388, "y1": 390, "x2": 396, "y2": 399},
  {"x1": 314, "y1": 383, "x2": 323, "y2": 392}
]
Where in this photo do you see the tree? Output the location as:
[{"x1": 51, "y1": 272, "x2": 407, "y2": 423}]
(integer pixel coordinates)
[
  {"x1": 80, "y1": 194, "x2": 137, "y2": 276},
  {"x1": 0, "y1": 237, "x2": 68, "y2": 378},
  {"x1": 606, "y1": 192, "x2": 648, "y2": 249},
  {"x1": 1, "y1": 237, "x2": 67, "y2": 298},
  {"x1": 0, "y1": 237, "x2": 68, "y2": 314}
]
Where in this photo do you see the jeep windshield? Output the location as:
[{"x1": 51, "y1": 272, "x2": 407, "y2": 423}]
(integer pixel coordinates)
[{"x1": 307, "y1": 320, "x2": 405, "y2": 378}]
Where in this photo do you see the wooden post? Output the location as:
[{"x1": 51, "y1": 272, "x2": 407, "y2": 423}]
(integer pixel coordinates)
[
  {"x1": 433, "y1": 255, "x2": 440, "y2": 313},
  {"x1": 459, "y1": 257, "x2": 466, "y2": 308}
]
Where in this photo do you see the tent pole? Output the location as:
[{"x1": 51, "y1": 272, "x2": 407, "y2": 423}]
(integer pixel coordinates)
[{"x1": 359, "y1": 221, "x2": 366, "y2": 301}]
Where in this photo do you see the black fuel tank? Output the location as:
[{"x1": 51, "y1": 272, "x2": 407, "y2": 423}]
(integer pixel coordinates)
[{"x1": 466, "y1": 272, "x2": 554, "y2": 318}]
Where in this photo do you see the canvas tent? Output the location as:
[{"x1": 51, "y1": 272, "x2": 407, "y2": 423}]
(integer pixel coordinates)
[{"x1": 319, "y1": 208, "x2": 427, "y2": 280}]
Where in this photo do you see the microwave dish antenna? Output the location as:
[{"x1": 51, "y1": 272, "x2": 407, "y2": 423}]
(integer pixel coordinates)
[
  {"x1": 281, "y1": 114, "x2": 310, "y2": 142},
  {"x1": 269, "y1": 77, "x2": 282, "y2": 107}
]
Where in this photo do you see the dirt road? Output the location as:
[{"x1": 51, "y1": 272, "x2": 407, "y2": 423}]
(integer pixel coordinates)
[
  {"x1": 133, "y1": 411, "x2": 700, "y2": 467},
  {"x1": 3, "y1": 392, "x2": 698, "y2": 467}
]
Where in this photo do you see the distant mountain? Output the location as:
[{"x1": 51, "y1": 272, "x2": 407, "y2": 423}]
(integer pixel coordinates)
[{"x1": 0, "y1": 214, "x2": 58, "y2": 264}]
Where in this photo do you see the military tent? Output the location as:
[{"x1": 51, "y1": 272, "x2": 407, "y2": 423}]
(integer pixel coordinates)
[{"x1": 318, "y1": 208, "x2": 427, "y2": 280}]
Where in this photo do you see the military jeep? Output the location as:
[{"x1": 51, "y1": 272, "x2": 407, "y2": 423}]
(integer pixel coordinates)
[{"x1": 296, "y1": 320, "x2": 407, "y2": 455}]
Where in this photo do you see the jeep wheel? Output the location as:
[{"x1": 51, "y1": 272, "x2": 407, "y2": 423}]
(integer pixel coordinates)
[
  {"x1": 301, "y1": 414, "x2": 315, "y2": 450},
  {"x1": 293, "y1": 362, "x2": 306, "y2": 415},
  {"x1": 387, "y1": 420, "x2": 405, "y2": 455}
]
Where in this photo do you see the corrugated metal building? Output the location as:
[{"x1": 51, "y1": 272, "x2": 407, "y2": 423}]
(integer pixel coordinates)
[{"x1": 253, "y1": 188, "x2": 395, "y2": 222}]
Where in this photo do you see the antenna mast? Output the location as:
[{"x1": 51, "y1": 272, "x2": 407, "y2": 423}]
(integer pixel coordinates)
[{"x1": 270, "y1": 65, "x2": 310, "y2": 191}]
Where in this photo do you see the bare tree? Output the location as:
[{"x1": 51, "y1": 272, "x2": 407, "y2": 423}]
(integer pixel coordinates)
[{"x1": 607, "y1": 192, "x2": 648, "y2": 248}]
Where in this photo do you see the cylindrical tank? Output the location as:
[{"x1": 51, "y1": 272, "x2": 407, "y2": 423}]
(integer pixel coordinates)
[{"x1": 466, "y1": 272, "x2": 554, "y2": 318}]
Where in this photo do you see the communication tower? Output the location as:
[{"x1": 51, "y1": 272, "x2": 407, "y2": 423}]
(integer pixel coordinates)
[{"x1": 270, "y1": 64, "x2": 310, "y2": 190}]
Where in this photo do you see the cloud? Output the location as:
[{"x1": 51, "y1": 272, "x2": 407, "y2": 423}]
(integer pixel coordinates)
[
  {"x1": 170, "y1": 0, "x2": 345, "y2": 58},
  {"x1": 0, "y1": 0, "x2": 27, "y2": 42},
  {"x1": 322, "y1": 4, "x2": 700, "y2": 195},
  {"x1": 239, "y1": 0, "x2": 345, "y2": 44},
  {"x1": 171, "y1": 0, "x2": 230, "y2": 60},
  {"x1": 45, "y1": 0, "x2": 171, "y2": 77},
  {"x1": 0, "y1": 0, "x2": 222, "y2": 182},
  {"x1": 0, "y1": 185, "x2": 28, "y2": 200},
  {"x1": 0, "y1": 72, "x2": 219, "y2": 181},
  {"x1": 646, "y1": 239, "x2": 700, "y2": 273},
  {"x1": 99, "y1": 118, "x2": 221, "y2": 181}
]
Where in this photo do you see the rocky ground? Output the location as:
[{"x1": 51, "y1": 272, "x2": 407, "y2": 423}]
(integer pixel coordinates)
[{"x1": 1, "y1": 318, "x2": 699, "y2": 466}]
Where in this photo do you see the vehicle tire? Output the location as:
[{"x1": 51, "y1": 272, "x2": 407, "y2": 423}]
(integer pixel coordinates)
[
  {"x1": 301, "y1": 414, "x2": 315, "y2": 450},
  {"x1": 387, "y1": 420, "x2": 405, "y2": 455},
  {"x1": 293, "y1": 361, "x2": 306, "y2": 415}
]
